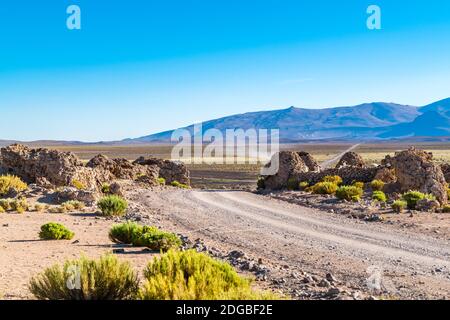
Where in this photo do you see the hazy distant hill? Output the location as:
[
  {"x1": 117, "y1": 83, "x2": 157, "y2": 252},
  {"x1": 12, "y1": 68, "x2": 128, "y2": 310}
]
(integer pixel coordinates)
[{"x1": 126, "y1": 101, "x2": 426, "y2": 143}]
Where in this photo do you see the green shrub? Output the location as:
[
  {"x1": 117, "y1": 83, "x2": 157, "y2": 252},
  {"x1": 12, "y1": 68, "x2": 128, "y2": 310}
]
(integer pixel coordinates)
[
  {"x1": 256, "y1": 177, "x2": 265, "y2": 190},
  {"x1": 447, "y1": 187, "x2": 450, "y2": 201},
  {"x1": 34, "y1": 203, "x2": 48, "y2": 213},
  {"x1": 286, "y1": 177, "x2": 299, "y2": 191},
  {"x1": 370, "y1": 180, "x2": 385, "y2": 191},
  {"x1": 372, "y1": 191, "x2": 387, "y2": 203},
  {"x1": 299, "y1": 181, "x2": 309, "y2": 191},
  {"x1": 97, "y1": 195, "x2": 128, "y2": 216},
  {"x1": 0, "y1": 206, "x2": 4, "y2": 213},
  {"x1": 0, "y1": 199, "x2": 12, "y2": 211},
  {"x1": 10, "y1": 198, "x2": 29, "y2": 213},
  {"x1": 62, "y1": 200, "x2": 85, "y2": 211},
  {"x1": 321, "y1": 175, "x2": 343, "y2": 185},
  {"x1": 352, "y1": 181, "x2": 365, "y2": 189},
  {"x1": 71, "y1": 179, "x2": 86, "y2": 191},
  {"x1": 0, "y1": 175, "x2": 27, "y2": 196},
  {"x1": 140, "y1": 250, "x2": 279, "y2": 300},
  {"x1": 170, "y1": 181, "x2": 190, "y2": 189},
  {"x1": 101, "y1": 183, "x2": 111, "y2": 194},
  {"x1": 442, "y1": 205, "x2": 450, "y2": 213},
  {"x1": 48, "y1": 206, "x2": 68, "y2": 214},
  {"x1": 157, "y1": 177, "x2": 166, "y2": 186},
  {"x1": 336, "y1": 186, "x2": 363, "y2": 202},
  {"x1": 39, "y1": 222, "x2": 74, "y2": 240},
  {"x1": 311, "y1": 182, "x2": 338, "y2": 195},
  {"x1": 109, "y1": 221, "x2": 143, "y2": 244},
  {"x1": 29, "y1": 255, "x2": 139, "y2": 300},
  {"x1": 401, "y1": 191, "x2": 435, "y2": 210},
  {"x1": 392, "y1": 200, "x2": 407, "y2": 213}
]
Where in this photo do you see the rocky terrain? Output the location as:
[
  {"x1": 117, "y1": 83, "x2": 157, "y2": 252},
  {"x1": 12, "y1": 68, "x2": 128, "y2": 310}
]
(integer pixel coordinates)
[{"x1": 1, "y1": 144, "x2": 450, "y2": 300}]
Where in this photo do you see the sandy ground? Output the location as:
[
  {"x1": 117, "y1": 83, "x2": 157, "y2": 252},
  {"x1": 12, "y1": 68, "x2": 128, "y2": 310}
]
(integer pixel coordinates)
[
  {"x1": 0, "y1": 212, "x2": 157, "y2": 300},
  {"x1": 131, "y1": 188, "x2": 450, "y2": 300}
]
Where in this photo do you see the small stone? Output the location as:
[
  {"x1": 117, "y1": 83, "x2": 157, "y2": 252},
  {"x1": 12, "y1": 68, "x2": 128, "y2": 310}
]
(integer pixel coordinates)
[
  {"x1": 318, "y1": 279, "x2": 331, "y2": 288},
  {"x1": 327, "y1": 287, "x2": 341, "y2": 296},
  {"x1": 112, "y1": 248, "x2": 125, "y2": 254},
  {"x1": 71, "y1": 240, "x2": 80, "y2": 244},
  {"x1": 326, "y1": 273, "x2": 337, "y2": 283}
]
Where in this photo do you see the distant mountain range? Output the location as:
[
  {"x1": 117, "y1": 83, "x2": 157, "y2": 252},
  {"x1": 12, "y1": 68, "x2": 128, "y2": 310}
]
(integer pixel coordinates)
[
  {"x1": 2, "y1": 98, "x2": 450, "y2": 146},
  {"x1": 125, "y1": 98, "x2": 450, "y2": 143}
]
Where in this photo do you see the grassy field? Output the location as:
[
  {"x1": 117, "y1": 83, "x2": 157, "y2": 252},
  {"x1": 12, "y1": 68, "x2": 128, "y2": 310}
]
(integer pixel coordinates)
[{"x1": 45, "y1": 142, "x2": 450, "y2": 189}]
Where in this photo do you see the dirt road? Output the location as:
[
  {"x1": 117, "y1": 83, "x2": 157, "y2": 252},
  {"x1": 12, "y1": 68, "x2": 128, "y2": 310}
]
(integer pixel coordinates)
[{"x1": 134, "y1": 188, "x2": 450, "y2": 299}]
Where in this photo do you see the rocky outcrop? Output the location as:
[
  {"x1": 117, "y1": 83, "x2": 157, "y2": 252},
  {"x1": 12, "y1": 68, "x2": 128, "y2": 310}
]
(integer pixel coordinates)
[
  {"x1": 373, "y1": 167, "x2": 396, "y2": 183},
  {"x1": 335, "y1": 152, "x2": 366, "y2": 169},
  {"x1": 0, "y1": 144, "x2": 109, "y2": 190},
  {"x1": 133, "y1": 157, "x2": 190, "y2": 185},
  {"x1": 86, "y1": 155, "x2": 159, "y2": 181},
  {"x1": 384, "y1": 148, "x2": 448, "y2": 204},
  {"x1": 262, "y1": 152, "x2": 309, "y2": 190},
  {"x1": 441, "y1": 163, "x2": 450, "y2": 183},
  {"x1": 297, "y1": 152, "x2": 321, "y2": 172}
]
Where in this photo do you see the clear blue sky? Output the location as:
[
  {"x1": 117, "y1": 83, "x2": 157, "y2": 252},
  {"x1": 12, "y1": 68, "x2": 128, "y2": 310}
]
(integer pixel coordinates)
[{"x1": 1, "y1": 0, "x2": 450, "y2": 141}]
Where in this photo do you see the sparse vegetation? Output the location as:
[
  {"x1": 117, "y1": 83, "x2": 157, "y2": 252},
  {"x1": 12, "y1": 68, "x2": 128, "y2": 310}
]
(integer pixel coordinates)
[
  {"x1": 170, "y1": 181, "x2": 190, "y2": 189},
  {"x1": 0, "y1": 199, "x2": 12, "y2": 211},
  {"x1": 256, "y1": 177, "x2": 265, "y2": 190},
  {"x1": 287, "y1": 177, "x2": 299, "y2": 191},
  {"x1": 39, "y1": 222, "x2": 74, "y2": 240},
  {"x1": 97, "y1": 195, "x2": 128, "y2": 216},
  {"x1": 352, "y1": 181, "x2": 365, "y2": 189},
  {"x1": 29, "y1": 255, "x2": 139, "y2": 300},
  {"x1": 442, "y1": 205, "x2": 450, "y2": 213},
  {"x1": 299, "y1": 181, "x2": 309, "y2": 190},
  {"x1": 392, "y1": 200, "x2": 407, "y2": 213},
  {"x1": 101, "y1": 183, "x2": 110, "y2": 194},
  {"x1": 321, "y1": 175, "x2": 343, "y2": 186},
  {"x1": 140, "y1": 250, "x2": 280, "y2": 300},
  {"x1": 401, "y1": 191, "x2": 436, "y2": 210},
  {"x1": 0, "y1": 174, "x2": 27, "y2": 197},
  {"x1": 370, "y1": 180, "x2": 385, "y2": 191},
  {"x1": 336, "y1": 185, "x2": 363, "y2": 202},
  {"x1": 109, "y1": 223, "x2": 181, "y2": 251},
  {"x1": 62, "y1": 200, "x2": 85, "y2": 211},
  {"x1": 34, "y1": 203, "x2": 47, "y2": 213},
  {"x1": 311, "y1": 182, "x2": 338, "y2": 195},
  {"x1": 71, "y1": 179, "x2": 86, "y2": 190},
  {"x1": 372, "y1": 191, "x2": 387, "y2": 203},
  {"x1": 157, "y1": 177, "x2": 166, "y2": 185},
  {"x1": 48, "y1": 205, "x2": 68, "y2": 214},
  {"x1": 9, "y1": 198, "x2": 29, "y2": 213}
]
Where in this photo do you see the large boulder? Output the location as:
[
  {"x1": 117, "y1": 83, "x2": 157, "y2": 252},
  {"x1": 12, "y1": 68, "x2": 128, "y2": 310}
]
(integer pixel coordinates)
[
  {"x1": 441, "y1": 163, "x2": 450, "y2": 183},
  {"x1": 297, "y1": 152, "x2": 321, "y2": 172},
  {"x1": 87, "y1": 155, "x2": 159, "y2": 182},
  {"x1": 0, "y1": 144, "x2": 108, "y2": 190},
  {"x1": 335, "y1": 152, "x2": 366, "y2": 169},
  {"x1": 262, "y1": 151, "x2": 308, "y2": 190},
  {"x1": 133, "y1": 157, "x2": 190, "y2": 185},
  {"x1": 384, "y1": 148, "x2": 448, "y2": 204}
]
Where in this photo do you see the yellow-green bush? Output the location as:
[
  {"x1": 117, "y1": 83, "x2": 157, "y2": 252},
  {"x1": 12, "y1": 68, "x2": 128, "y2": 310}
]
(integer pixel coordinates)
[
  {"x1": 286, "y1": 177, "x2": 299, "y2": 191},
  {"x1": 157, "y1": 177, "x2": 166, "y2": 186},
  {"x1": 34, "y1": 203, "x2": 47, "y2": 213},
  {"x1": 321, "y1": 175, "x2": 343, "y2": 185},
  {"x1": 39, "y1": 222, "x2": 74, "y2": 240},
  {"x1": 170, "y1": 181, "x2": 190, "y2": 189},
  {"x1": 336, "y1": 186, "x2": 363, "y2": 202},
  {"x1": 140, "y1": 250, "x2": 280, "y2": 300},
  {"x1": 372, "y1": 191, "x2": 387, "y2": 202},
  {"x1": 392, "y1": 200, "x2": 407, "y2": 213},
  {"x1": 10, "y1": 198, "x2": 29, "y2": 213},
  {"x1": 442, "y1": 205, "x2": 450, "y2": 213},
  {"x1": 101, "y1": 183, "x2": 111, "y2": 194},
  {"x1": 0, "y1": 206, "x2": 4, "y2": 213},
  {"x1": 71, "y1": 179, "x2": 86, "y2": 190},
  {"x1": 0, "y1": 199, "x2": 12, "y2": 211},
  {"x1": 62, "y1": 200, "x2": 85, "y2": 211},
  {"x1": 109, "y1": 222, "x2": 181, "y2": 252},
  {"x1": 370, "y1": 180, "x2": 385, "y2": 191},
  {"x1": 0, "y1": 175, "x2": 27, "y2": 196},
  {"x1": 299, "y1": 181, "x2": 309, "y2": 191},
  {"x1": 352, "y1": 181, "x2": 365, "y2": 189},
  {"x1": 97, "y1": 195, "x2": 128, "y2": 216},
  {"x1": 311, "y1": 182, "x2": 338, "y2": 195},
  {"x1": 401, "y1": 191, "x2": 435, "y2": 210},
  {"x1": 256, "y1": 177, "x2": 265, "y2": 190},
  {"x1": 29, "y1": 255, "x2": 139, "y2": 300}
]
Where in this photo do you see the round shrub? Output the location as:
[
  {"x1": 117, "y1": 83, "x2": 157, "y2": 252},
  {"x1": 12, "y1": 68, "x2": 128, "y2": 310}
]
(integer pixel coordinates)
[
  {"x1": 370, "y1": 180, "x2": 385, "y2": 191},
  {"x1": 10, "y1": 198, "x2": 29, "y2": 213},
  {"x1": 157, "y1": 177, "x2": 166, "y2": 186},
  {"x1": 140, "y1": 250, "x2": 279, "y2": 300},
  {"x1": 372, "y1": 191, "x2": 387, "y2": 202},
  {"x1": 39, "y1": 222, "x2": 74, "y2": 240},
  {"x1": 101, "y1": 183, "x2": 111, "y2": 194},
  {"x1": 29, "y1": 255, "x2": 139, "y2": 300},
  {"x1": 299, "y1": 181, "x2": 309, "y2": 191},
  {"x1": 130, "y1": 226, "x2": 181, "y2": 252},
  {"x1": 97, "y1": 195, "x2": 128, "y2": 216},
  {"x1": 321, "y1": 175, "x2": 343, "y2": 186},
  {"x1": 109, "y1": 221, "x2": 143, "y2": 244},
  {"x1": 352, "y1": 181, "x2": 365, "y2": 189},
  {"x1": 0, "y1": 206, "x2": 5, "y2": 213},
  {"x1": 401, "y1": 191, "x2": 435, "y2": 210},
  {"x1": 0, "y1": 174, "x2": 27, "y2": 197},
  {"x1": 336, "y1": 186, "x2": 363, "y2": 202},
  {"x1": 170, "y1": 181, "x2": 190, "y2": 189},
  {"x1": 442, "y1": 205, "x2": 450, "y2": 213},
  {"x1": 392, "y1": 200, "x2": 407, "y2": 213},
  {"x1": 286, "y1": 177, "x2": 299, "y2": 191},
  {"x1": 311, "y1": 182, "x2": 338, "y2": 195}
]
